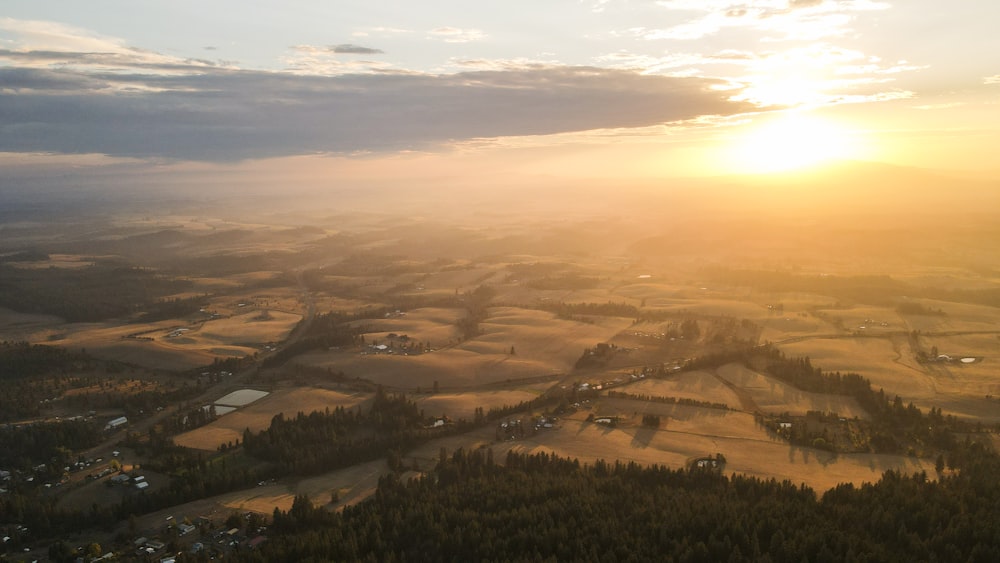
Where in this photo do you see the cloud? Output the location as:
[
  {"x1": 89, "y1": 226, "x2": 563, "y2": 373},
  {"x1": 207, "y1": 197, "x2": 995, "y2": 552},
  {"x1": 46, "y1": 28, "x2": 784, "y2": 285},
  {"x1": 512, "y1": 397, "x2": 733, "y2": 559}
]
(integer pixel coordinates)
[
  {"x1": 595, "y1": 42, "x2": 919, "y2": 108},
  {"x1": 583, "y1": 0, "x2": 615, "y2": 13},
  {"x1": 0, "y1": 48, "x2": 225, "y2": 75},
  {"x1": 282, "y1": 45, "x2": 397, "y2": 75},
  {"x1": 644, "y1": 0, "x2": 890, "y2": 41},
  {"x1": 727, "y1": 44, "x2": 921, "y2": 106},
  {"x1": 429, "y1": 27, "x2": 487, "y2": 43},
  {"x1": 0, "y1": 67, "x2": 108, "y2": 92},
  {"x1": 446, "y1": 56, "x2": 563, "y2": 72},
  {"x1": 0, "y1": 64, "x2": 751, "y2": 161},
  {"x1": 330, "y1": 44, "x2": 384, "y2": 55},
  {"x1": 912, "y1": 102, "x2": 965, "y2": 110},
  {"x1": 0, "y1": 19, "x2": 232, "y2": 76},
  {"x1": 0, "y1": 17, "x2": 127, "y2": 53},
  {"x1": 985, "y1": 74, "x2": 1000, "y2": 85}
]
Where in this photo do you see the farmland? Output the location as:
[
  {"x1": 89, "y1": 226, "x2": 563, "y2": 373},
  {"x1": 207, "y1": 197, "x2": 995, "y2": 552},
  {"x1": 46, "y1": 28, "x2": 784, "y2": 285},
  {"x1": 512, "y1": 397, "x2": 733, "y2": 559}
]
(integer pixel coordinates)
[{"x1": 0, "y1": 194, "x2": 998, "y2": 559}]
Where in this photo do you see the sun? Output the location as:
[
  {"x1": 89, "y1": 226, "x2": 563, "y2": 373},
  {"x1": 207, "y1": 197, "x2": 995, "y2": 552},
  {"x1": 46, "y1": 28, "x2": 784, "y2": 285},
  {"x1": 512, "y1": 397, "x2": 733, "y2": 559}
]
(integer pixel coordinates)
[{"x1": 725, "y1": 112, "x2": 862, "y2": 174}]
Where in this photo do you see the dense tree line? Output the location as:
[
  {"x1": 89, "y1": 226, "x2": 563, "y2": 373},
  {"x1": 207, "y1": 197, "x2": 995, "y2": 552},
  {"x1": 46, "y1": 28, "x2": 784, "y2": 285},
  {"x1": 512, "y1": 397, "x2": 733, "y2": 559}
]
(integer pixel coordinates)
[
  {"x1": 64, "y1": 380, "x2": 203, "y2": 419},
  {"x1": 0, "y1": 341, "x2": 200, "y2": 421},
  {"x1": 242, "y1": 388, "x2": 431, "y2": 475},
  {"x1": 0, "y1": 341, "x2": 93, "y2": 380},
  {"x1": 0, "y1": 342, "x2": 97, "y2": 421},
  {"x1": 754, "y1": 347, "x2": 969, "y2": 454},
  {"x1": 115, "y1": 453, "x2": 281, "y2": 521},
  {"x1": 628, "y1": 315, "x2": 758, "y2": 347},
  {"x1": 0, "y1": 419, "x2": 103, "y2": 471},
  {"x1": 240, "y1": 445, "x2": 1000, "y2": 562},
  {"x1": 0, "y1": 489, "x2": 118, "y2": 550},
  {"x1": 261, "y1": 311, "x2": 361, "y2": 368},
  {"x1": 628, "y1": 344, "x2": 969, "y2": 455},
  {"x1": 575, "y1": 342, "x2": 619, "y2": 369},
  {"x1": 537, "y1": 300, "x2": 641, "y2": 320},
  {"x1": 0, "y1": 262, "x2": 192, "y2": 322},
  {"x1": 607, "y1": 390, "x2": 731, "y2": 411},
  {"x1": 455, "y1": 285, "x2": 495, "y2": 341},
  {"x1": 0, "y1": 379, "x2": 51, "y2": 420}
]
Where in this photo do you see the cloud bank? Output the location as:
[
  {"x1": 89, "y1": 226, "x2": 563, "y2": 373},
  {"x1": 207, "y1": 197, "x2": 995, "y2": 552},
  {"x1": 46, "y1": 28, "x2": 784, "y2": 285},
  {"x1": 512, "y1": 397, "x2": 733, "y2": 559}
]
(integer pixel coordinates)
[
  {"x1": 330, "y1": 44, "x2": 384, "y2": 55},
  {"x1": 0, "y1": 64, "x2": 749, "y2": 161}
]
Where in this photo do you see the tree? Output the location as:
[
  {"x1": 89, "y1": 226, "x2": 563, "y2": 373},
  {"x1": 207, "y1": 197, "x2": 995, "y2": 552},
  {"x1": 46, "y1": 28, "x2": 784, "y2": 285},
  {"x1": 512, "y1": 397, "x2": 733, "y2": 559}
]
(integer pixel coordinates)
[
  {"x1": 48, "y1": 541, "x2": 75, "y2": 563},
  {"x1": 225, "y1": 511, "x2": 243, "y2": 530},
  {"x1": 85, "y1": 543, "x2": 102, "y2": 559},
  {"x1": 681, "y1": 319, "x2": 701, "y2": 341}
]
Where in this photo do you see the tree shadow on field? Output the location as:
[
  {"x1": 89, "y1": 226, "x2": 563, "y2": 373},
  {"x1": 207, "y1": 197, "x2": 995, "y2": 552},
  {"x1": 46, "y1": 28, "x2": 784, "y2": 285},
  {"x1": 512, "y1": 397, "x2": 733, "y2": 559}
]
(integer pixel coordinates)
[
  {"x1": 789, "y1": 444, "x2": 811, "y2": 464},
  {"x1": 786, "y1": 444, "x2": 838, "y2": 467},
  {"x1": 631, "y1": 427, "x2": 656, "y2": 449}
]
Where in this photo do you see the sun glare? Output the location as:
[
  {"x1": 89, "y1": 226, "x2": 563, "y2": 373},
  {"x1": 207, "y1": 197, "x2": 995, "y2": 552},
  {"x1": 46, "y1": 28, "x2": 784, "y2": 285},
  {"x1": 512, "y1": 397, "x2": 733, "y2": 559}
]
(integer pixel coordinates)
[{"x1": 725, "y1": 113, "x2": 861, "y2": 174}]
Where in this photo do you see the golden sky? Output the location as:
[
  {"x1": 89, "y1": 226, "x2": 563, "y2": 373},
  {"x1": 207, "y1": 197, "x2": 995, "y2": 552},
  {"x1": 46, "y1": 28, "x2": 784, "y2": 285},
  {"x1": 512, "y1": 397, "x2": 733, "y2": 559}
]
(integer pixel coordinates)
[{"x1": 1, "y1": 1, "x2": 999, "y2": 190}]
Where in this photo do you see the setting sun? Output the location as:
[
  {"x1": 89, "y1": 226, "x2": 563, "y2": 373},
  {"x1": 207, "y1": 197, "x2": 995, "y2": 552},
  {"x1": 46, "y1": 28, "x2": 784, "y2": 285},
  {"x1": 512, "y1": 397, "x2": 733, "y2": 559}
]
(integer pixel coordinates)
[{"x1": 725, "y1": 113, "x2": 864, "y2": 174}]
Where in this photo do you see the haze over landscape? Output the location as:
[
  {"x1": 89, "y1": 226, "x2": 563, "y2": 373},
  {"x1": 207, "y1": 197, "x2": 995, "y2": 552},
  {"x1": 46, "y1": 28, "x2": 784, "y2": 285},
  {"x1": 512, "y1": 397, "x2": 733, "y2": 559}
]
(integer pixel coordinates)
[{"x1": 1, "y1": 2, "x2": 999, "y2": 562}]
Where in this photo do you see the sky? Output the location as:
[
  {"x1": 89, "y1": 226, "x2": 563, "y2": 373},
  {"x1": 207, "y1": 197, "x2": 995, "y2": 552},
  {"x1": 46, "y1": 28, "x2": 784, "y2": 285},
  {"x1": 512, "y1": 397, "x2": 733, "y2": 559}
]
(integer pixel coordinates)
[{"x1": 1, "y1": 0, "x2": 999, "y2": 195}]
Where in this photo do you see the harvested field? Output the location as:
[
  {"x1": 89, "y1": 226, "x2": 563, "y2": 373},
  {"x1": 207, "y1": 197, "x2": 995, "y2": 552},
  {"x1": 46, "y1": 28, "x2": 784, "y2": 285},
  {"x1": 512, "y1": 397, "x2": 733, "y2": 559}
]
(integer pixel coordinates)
[
  {"x1": 196, "y1": 310, "x2": 301, "y2": 343},
  {"x1": 418, "y1": 267, "x2": 502, "y2": 291},
  {"x1": 478, "y1": 410, "x2": 934, "y2": 493},
  {"x1": 358, "y1": 307, "x2": 464, "y2": 346},
  {"x1": 8, "y1": 253, "x2": 94, "y2": 269},
  {"x1": 478, "y1": 307, "x2": 633, "y2": 368},
  {"x1": 776, "y1": 335, "x2": 1000, "y2": 422},
  {"x1": 0, "y1": 307, "x2": 64, "y2": 340},
  {"x1": 759, "y1": 315, "x2": 834, "y2": 342},
  {"x1": 414, "y1": 388, "x2": 547, "y2": 421},
  {"x1": 303, "y1": 307, "x2": 631, "y2": 388},
  {"x1": 166, "y1": 402, "x2": 938, "y2": 519},
  {"x1": 223, "y1": 459, "x2": 389, "y2": 514},
  {"x1": 620, "y1": 370, "x2": 741, "y2": 408},
  {"x1": 385, "y1": 407, "x2": 935, "y2": 494},
  {"x1": 715, "y1": 363, "x2": 869, "y2": 419},
  {"x1": 780, "y1": 337, "x2": 936, "y2": 399},
  {"x1": 174, "y1": 387, "x2": 368, "y2": 451},
  {"x1": 305, "y1": 349, "x2": 554, "y2": 390},
  {"x1": 216, "y1": 389, "x2": 270, "y2": 407}
]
